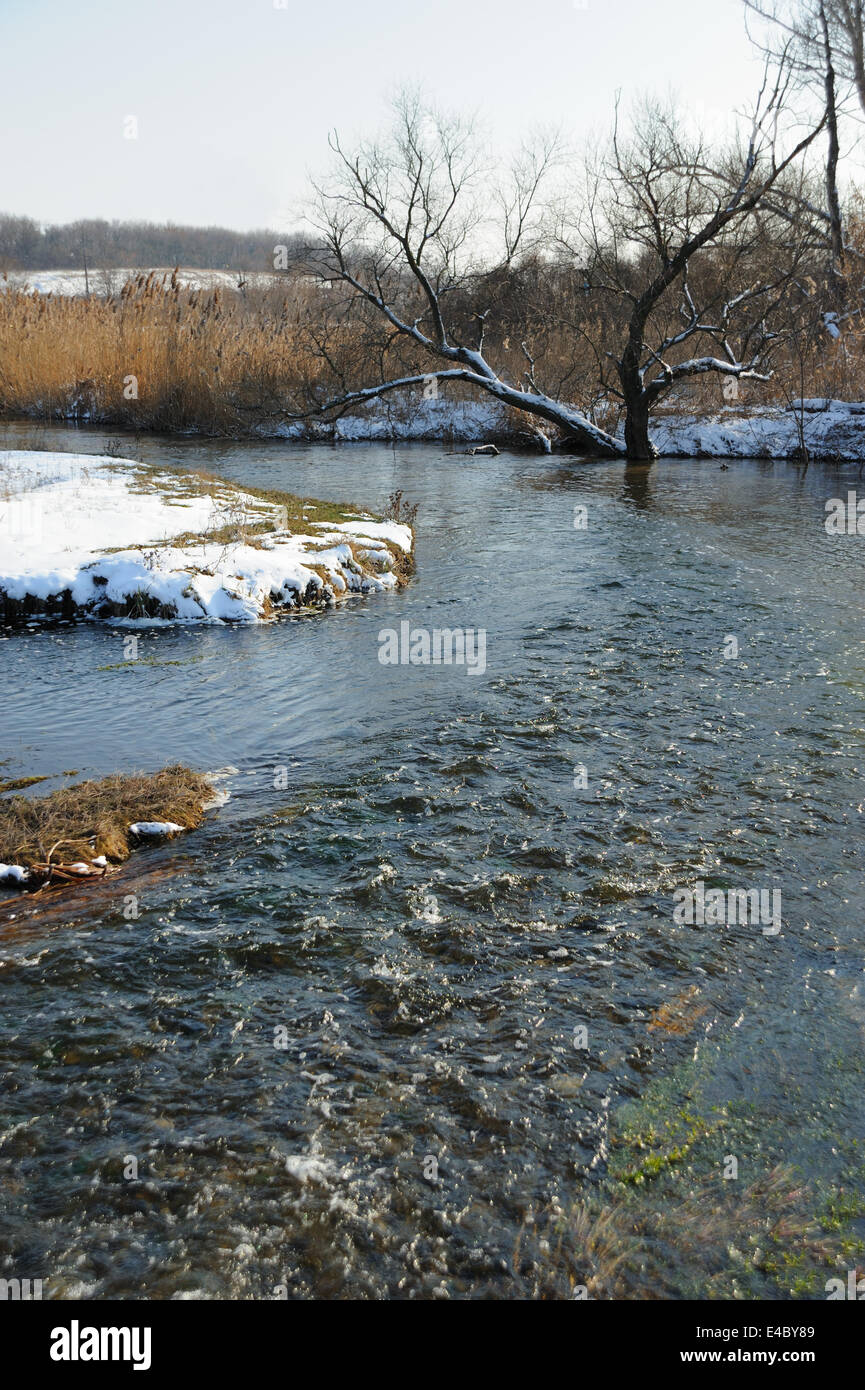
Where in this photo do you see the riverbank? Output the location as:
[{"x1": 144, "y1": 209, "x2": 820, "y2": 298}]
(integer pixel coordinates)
[
  {"x1": 270, "y1": 396, "x2": 865, "y2": 459},
  {"x1": 251, "y1": 396, "x2": 865, "y2": 459},
  {"x1": 6, "y1": 396, "x2": 865, "y2": 460},
  {"x1": 3, "y1": 274, "x2": 864, "y2": 457},
  {"x1": 0, "y1": 450, "x2": 413, "y2": 625},
  {"x1": 649, "y1": 399, "x2": 865, "y2": 461}
]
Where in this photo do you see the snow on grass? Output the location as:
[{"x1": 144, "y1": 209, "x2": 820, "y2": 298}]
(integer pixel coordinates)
[
  {"x1": 128, "y1": 821, "x2": 184, "y2": 837},
  {"x1": 0, "y1": 764, "x2": 217, "y2": 891},
  {"x1": 2, "y1": 267, "x2": 286, "y2": 298},
  {"x1": 0, "y1": 450, "x2": 413, "y2": 625},
  {"x1": 647, "y1": 400, "x2": 865, "y2": 460}
]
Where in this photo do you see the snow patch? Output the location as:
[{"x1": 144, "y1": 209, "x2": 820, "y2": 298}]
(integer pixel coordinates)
[
  {"x1": 650, "y1": 401, "x2": 865, "y2": 460},
  {"x1": 0, "y1": 863, "x2": 29, "y2": 886},
  {"x1": 128, "y1": 821, "x2": 184, "y2": 837}
]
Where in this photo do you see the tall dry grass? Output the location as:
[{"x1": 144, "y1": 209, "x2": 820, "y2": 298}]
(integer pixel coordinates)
[
  {"x1": 0, "y1": 271, "x2": 555, "y2": 437},
  {"x1": 0, "y1": 272, "x2": 341, "y2": 433}
]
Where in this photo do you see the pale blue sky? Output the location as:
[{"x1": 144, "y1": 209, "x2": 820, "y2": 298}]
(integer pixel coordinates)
[{"x1": 0, "y1": 0, "x2": 767, "y2": 231}]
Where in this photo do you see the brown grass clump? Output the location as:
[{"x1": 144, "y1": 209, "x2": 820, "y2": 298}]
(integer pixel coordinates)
[
  {"x1": 511, "y1": 1202, "x2": 636, "y2": 1300},
  {"x1": 0, "y1": 764, "x2": 212, "y2": 871}
]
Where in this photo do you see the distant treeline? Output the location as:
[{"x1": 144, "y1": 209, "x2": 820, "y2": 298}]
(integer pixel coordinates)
[{"x1": 0, "y1": 214, "x2": 310, "y2": 271}]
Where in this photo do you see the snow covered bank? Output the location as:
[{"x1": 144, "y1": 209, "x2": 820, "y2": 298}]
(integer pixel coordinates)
[
  {"x1": 261, "y1": 396, "x2": 865, "y2": 457},
  {"x1": 264, "y1": 396, "x2": 512, "y2": 443},
  {"x1": 0, "y1": 451, "x2": 413, "y2": 625},
  {"x1": 18, "y1": 379, "x2": 865, "y2": 455},
  {"x1": 650, "y1": 400, "x2": 865, "y2": 461}
]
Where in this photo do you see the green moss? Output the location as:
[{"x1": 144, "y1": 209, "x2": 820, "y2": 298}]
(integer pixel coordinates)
[
  {"x1": 97, "y1": 655, "x2": 205, "y2": 672},
  {"x1": 126, "y1": 463, "x2": 371, "y2": 540},
  {"x1": 608, "y1": 1071, "x2": 728, "y2": 1186},
  {"x1": 0, "y1": 775, "x2": 49, "y2": 794}
]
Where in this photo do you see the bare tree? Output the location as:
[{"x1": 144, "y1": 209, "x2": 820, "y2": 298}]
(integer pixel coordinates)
[
  {"x1": 557, "y1": 80, "x2": 826, "y2": 459},
  {"x1": 301, "y1": 91, "x2": 624, "y2": 456},
  {"x1": 776, "y1": 286, "x2": 828, "y2": 462},
  {"x1": 744, "y1": 0, "x2": 865, "y2": 282},
  {"x1": 810, "y1": 1, "x2": 865, "y2": 116},
  {"x1": 298, "y1": 76, "x2": 822, "y2": 462},
  {"x1": 839, "y1": 1, "x2": 865, "y2": 111}
]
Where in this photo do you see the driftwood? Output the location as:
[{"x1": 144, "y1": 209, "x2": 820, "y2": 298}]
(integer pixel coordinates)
[
  {"x1": 30, "y1": 861, "x2": 108, "y2": 882},
  {"x1": 8, "y1": 857, "x2": 110, "y2": 893}
]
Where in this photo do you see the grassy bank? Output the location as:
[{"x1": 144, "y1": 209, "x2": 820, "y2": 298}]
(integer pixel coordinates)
[
  {"x1": 0, "y1": 450, "x2": 415, "y2": 626},
  {"x1": 0, "y1": 764, "x2": 213, "y2": 879}
]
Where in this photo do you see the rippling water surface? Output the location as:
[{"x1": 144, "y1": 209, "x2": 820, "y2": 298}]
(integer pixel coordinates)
[{"x1": 2, "y1": 422, "x2": 864, "y2": 1299}]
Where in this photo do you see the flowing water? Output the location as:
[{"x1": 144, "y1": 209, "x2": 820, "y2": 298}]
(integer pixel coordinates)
[{"x1": 1, "y1": 421, "x2": 864, "y2": 1300}]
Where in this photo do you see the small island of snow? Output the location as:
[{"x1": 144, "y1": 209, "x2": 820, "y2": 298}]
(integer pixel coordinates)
[{"x1": 0, "y1": 450, "x2": 413, "y2": 624}]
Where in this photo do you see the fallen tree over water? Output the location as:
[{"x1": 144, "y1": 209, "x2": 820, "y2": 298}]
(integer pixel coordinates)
[{"x1": 300, "y1": 74, "x2": 826, "y2": 461}]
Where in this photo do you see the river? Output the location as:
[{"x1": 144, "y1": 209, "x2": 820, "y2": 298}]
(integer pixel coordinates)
[{"x1": 1, "y1": 421, "x2": 864, "y2": 1299}]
